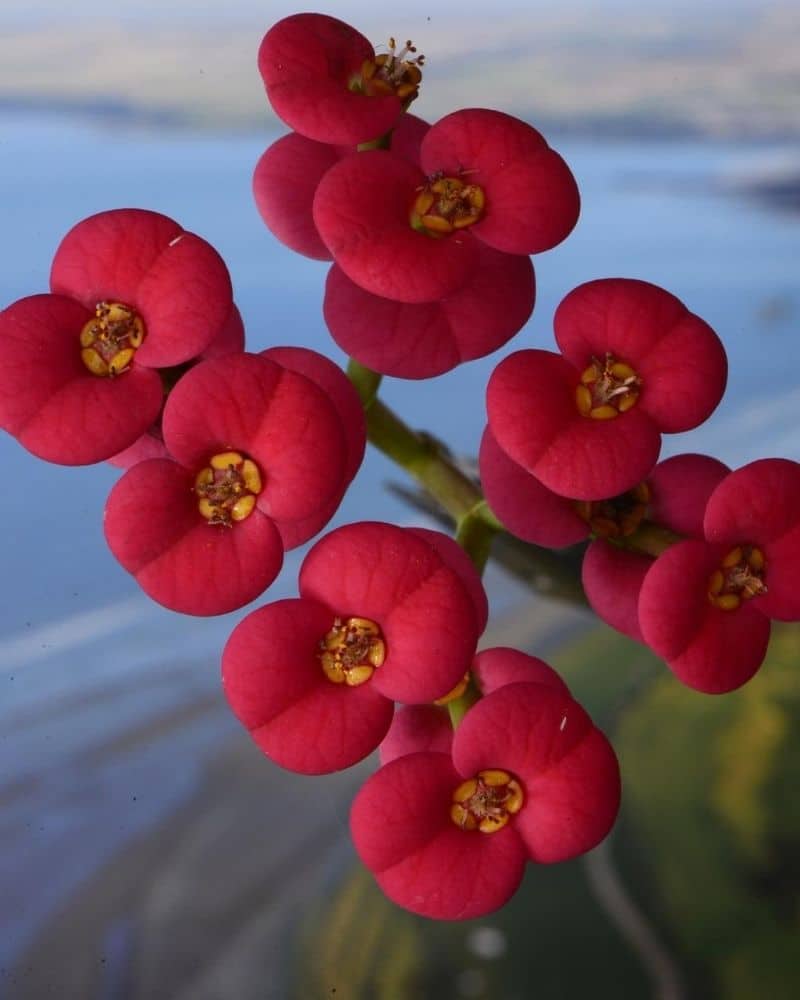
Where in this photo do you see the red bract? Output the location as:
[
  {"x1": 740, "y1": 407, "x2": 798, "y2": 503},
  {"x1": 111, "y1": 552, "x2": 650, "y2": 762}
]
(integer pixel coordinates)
[
  {"x1": 379, "y1": 705, "x2": 453, "y2": 765},
  {"x1": 0, "y1": 209, "x2": 233, "y2": 465},
  {"x1": 487, "y1": 279, "x2": 727, "y2": 500},
  {"x1": 222, "y1": 522, "x2": 485, "y2": 774},
  {"x1": 582, "y1": 453, "x2": 730, "y2": 643},
  {"x1": 253, "y1": 114, "x2": 429, "y2": 261},
  {"x1": 323, "y1": 244, "x2": 535, "y2": 378},
  {"x1": 313, "y1": 109, "x2": 578, "y2": 304},
  {"x1": 314, "y1": 150, "x2": 481, "y2": 303},
  {"x1": 479, "y1": 426, "x2": 588, "y2": 547},
  {"x1": 419, "y1": 109, "x2": 580, "y2": 255},
  {"x1": 259, "y1": 13, "x2": 422, "y2": 146},
  {"x1": 259, "y1": 345, "x2": 366, "y2": 548},
  {"x1": 104, "y1": 353, "x2": 349, "y2": 615},
  {"x1": 298, "y1": 523, "x2": 484, "y2": 704},
  {"x1": 352, "y1": 682, "x2": 620, "y2": 919},
  {"x1": 638, "y1": 458, "x2": 800, "y2": 693},
  {"x1": 51, "y1": 209, "x2": 233, "y2": 368}
]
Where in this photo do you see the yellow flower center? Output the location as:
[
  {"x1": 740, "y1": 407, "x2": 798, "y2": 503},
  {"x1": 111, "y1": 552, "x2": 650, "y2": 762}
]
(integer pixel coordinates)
[
  {"x1": 707, "y1": 544, "x2": 767, "y2": 611},
  {"x1": 411, "y1": 175, "x2": 486, "y2": 237},
  {"x1": 319, "y1": 616, "x2": 386, "y2": 687},
  {"x1": 353, "y1": 36, "x2": 424, "y2": 105},
  {"x1": 450, "y1": 769, "x2": 524, "y2": 834},
  {"x1": 79, "y1": 301, "x2": 145, "y2": 378},
  {"x1": 194, "y1": 451, "x2": 263, "y2": 527},
  {"x1": 575, "y1": 353, "x2": 641, "y2": 420}
]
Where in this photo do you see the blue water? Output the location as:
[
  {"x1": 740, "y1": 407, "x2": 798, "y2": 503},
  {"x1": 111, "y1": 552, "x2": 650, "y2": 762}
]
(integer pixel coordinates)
[{"x1": 0, "y1": 113, "x2": 798, "y2": 976}]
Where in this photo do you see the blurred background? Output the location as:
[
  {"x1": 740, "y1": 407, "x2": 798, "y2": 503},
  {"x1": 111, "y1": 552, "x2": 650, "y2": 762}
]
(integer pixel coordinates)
[{"x1": 1, "y1": 1, "x2": 798, "y2": 997}]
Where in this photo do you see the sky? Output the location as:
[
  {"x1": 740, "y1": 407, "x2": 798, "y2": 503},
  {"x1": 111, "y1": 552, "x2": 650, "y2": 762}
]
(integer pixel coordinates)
[{"x1": 3, "y1": 0, "x2": 772, "y2": 20}]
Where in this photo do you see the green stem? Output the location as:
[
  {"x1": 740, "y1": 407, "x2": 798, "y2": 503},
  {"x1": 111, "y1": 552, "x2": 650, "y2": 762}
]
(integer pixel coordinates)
[
  {"x1": 455, "y1": 504, "x2": 498, "y2": 575},
  {"x1": 347, "y1": 359, "x2": 382, "y2": 410},
  {"x1": 365, "y1": 397, "x2": 486, "y2": 521}
]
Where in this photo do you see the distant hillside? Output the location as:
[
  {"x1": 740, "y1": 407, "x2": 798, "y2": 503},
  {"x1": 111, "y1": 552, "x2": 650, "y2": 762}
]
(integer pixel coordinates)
[{"x1": 0, "y1": 5, "x2": 798, "y2": 138}]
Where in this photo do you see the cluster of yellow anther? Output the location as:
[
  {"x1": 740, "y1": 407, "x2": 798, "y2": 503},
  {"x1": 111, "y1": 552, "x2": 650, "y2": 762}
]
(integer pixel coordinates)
[
  {"x1": 356, "y1": 37, "x2": 424, "y2": 103},
  {"x1": 708, "y1": 545, "x2": 767, "y2": 611},
  {"x1": 319, "y1": 617, "x2": 386, "y2": 687},
  {"x1": 575, "y1": 353, "x2": 641, "y2": 420},
  {"x1": 574, "y1": 482, "x2": 651, "y2": 539},
  {"x1": 450, "y1": 769, "x2": 524, "y2": 834},
  {"x1": 194, "y1": 451, "x2": 262, "y2": 527},
  {"x1": 411, "y1": 176, "x2": 485, "y2": 236},
  {"x1": 79, "y1": 301, "x2": 145, "y2": 378}
]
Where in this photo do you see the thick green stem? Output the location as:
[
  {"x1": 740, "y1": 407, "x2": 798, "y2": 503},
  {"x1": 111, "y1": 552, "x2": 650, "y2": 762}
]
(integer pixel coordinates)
[{"x1": 365, "y1": 397, "x2": 488, "y2": 522}]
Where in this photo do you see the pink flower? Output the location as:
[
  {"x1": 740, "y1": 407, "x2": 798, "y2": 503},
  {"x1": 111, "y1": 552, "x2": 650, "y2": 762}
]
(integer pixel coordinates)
[
  {"x1": 487, "y1": 279, "x2": 727, "y2": 500},
  {"x1": 638, "y1": 458, "x2": 800, "y2": 692},
  {"x1": 222, "y1": 522, "x2": 486, "y2": 774},
  {"x1": 259, "y1": 14, "x2": 424, "y2": 146},
  {"x1": 104, "y1": 353, "x2": 351, "y2": 615},
  {"x1": 0, "y1": 209, "x2": 233, "y2": 465},
  {"x1": 352, "y1": 681, "x2": 620, "y2": 919}
]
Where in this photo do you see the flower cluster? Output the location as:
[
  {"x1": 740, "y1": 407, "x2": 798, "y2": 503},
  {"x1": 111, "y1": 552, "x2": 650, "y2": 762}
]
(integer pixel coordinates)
[
  {"x1": 3, "y1": 8, "x2": 794, "y2": 927},
  {"x1": 252, "y1": 13, "x2": 580, "y2": 378}
]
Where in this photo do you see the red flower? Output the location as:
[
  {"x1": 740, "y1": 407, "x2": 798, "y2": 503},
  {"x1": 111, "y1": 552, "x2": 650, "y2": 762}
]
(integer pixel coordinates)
[
  {"x1": 352, "y1": 681, "x2": 620, "y2": 919},
  {"x1": 253, "y1": 114, "x2": 429, "y2": 261},
  {"x1": 323, "y1": 244, "x2": 534, "y2": 378},
  {"x1": 479, "y1": 426, "x2": 589, "y2": 547},
  {"x1": 104, "y1": 353, "x2": 350, "y2": 615},
  {"x1": 638, "y1": 458, "x2": 800, "y2": 693},
  {"x1": 419, "y1": 109, "x2": 579, "y2": 256},
  {"x1": 222, "y1": 522, "x2": 486, "y2": 774},
  {"x1": 487, "y1": 279, "x2": 727, "y2": 500},
  {"x1": 259, "y1": 14, "x2": 424, "y2": 146},
  {"x1": 582, "y1": 453, "x2": 730, "y2": 642},
  {"x1": 0, "y1": 209, "x2": 233, "y2": 465},
  {"x1": 313, "y1": 109, "x2": 578, "y2": 304}
]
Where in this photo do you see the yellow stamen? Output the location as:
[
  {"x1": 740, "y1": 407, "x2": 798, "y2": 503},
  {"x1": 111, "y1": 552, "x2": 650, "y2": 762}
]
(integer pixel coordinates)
[
  {"x1": 195, "y1": 451, "x2": 263, "y2": 527},
  {"x1": 450, "y1": 769, "x2": 524, "y2": 835},
  {"x1": 707, "y1": 543, "x2": 767, "y2": 610},
  {"x1": 576, "y1": 352, "x2": 641, "y2": 418},
  {"x1": 589, "y1": 404, "x2": 619, "y2": 420},
  {"x1": 318, "y1": 616, "x2": 385, "y2": 688},
  {"x1": 79, "y1": 300, "x2": 145, "y2": 378},
  {"x1": 411, "y1": 174, "x2": 486, "y2": 237}
]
